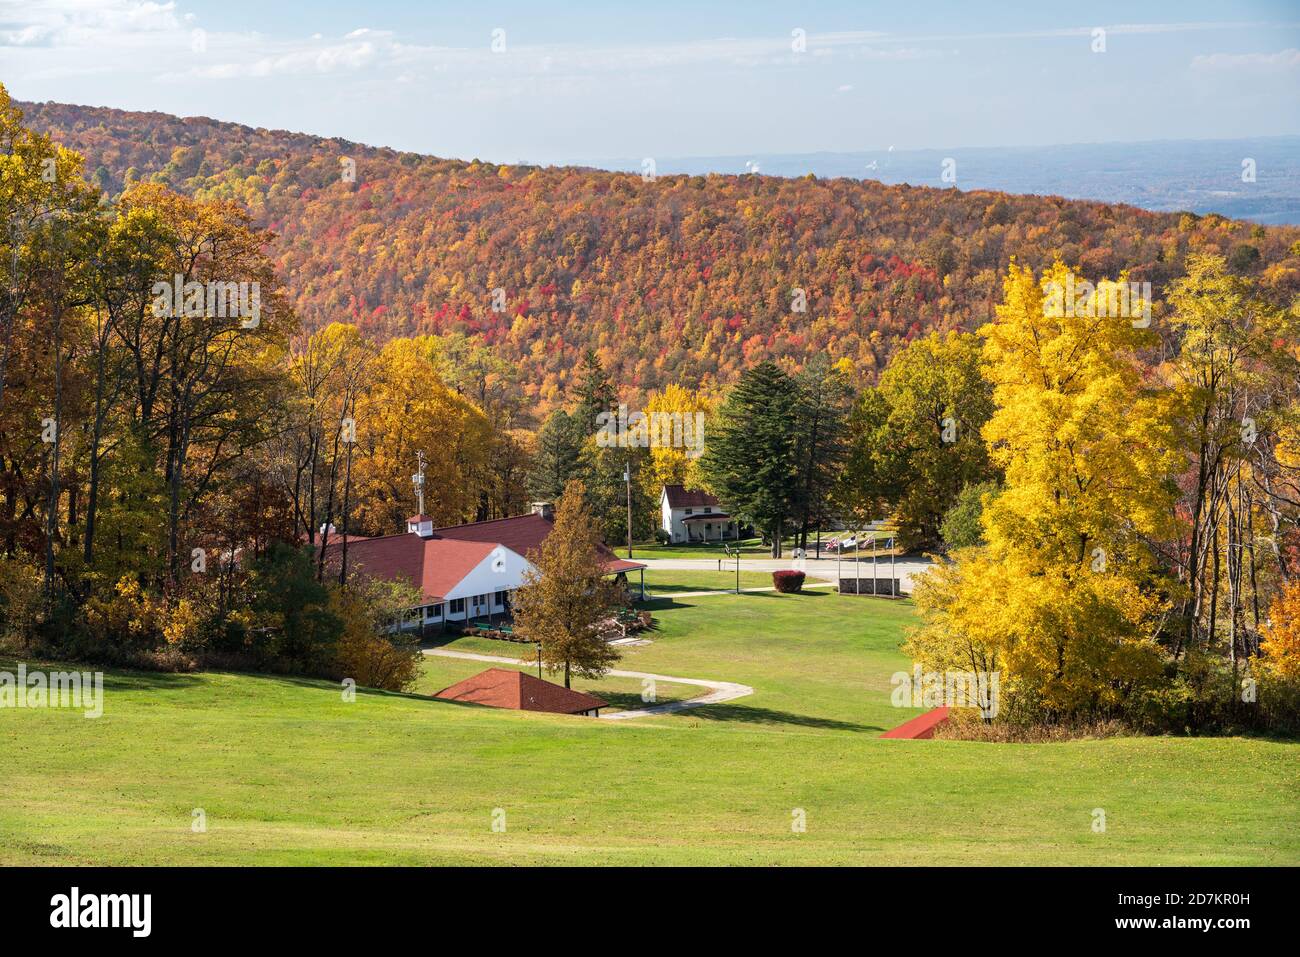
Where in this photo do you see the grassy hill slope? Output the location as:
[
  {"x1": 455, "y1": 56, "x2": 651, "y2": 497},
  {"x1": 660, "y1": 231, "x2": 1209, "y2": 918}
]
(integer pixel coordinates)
[{"x1": 2, "y1": 591, "x2": 1295, "y2": 865}]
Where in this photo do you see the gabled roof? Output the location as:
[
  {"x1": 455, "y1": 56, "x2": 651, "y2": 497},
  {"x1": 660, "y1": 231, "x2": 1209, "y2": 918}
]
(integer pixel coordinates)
[
  {"x1": 321, "y1": 510, "x2": 644, "y2": 600},
  {"x1": 433, "y1": 512, "x2": 644, "y2": 573},
  {"x1": 662, "y1": 484, "x2": 720, "y2": 509},
  {"x1": 434, "y1": 668, "x2": 608, "y2": 715},
  {"x1": 322, "y1": 534, "x2": 500, "y2": 603},
  {"x1": 303, "y1": 532, "x2": 371, "y2": 545}
]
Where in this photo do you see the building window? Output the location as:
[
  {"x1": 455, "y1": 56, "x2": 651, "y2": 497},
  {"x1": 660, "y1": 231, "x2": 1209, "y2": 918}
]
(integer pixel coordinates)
[
  {"x1": 685, "y1": 508, "x2": 693, "y2": 515},
  {"x1": 450, "y1": 598, "x2": 465, "y2": 615},
  {"x1": 426, "y1": 604, "x2": 442, "y2": 620},
  {"x1": 494, "y1": 591, "x2": 507, "y2": 608},
  {"x1": 703, "y1": 506, "x2": 711, "y2": 513}
]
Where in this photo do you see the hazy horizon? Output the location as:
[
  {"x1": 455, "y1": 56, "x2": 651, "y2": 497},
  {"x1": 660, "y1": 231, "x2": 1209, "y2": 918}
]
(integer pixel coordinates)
[{"x1": 4, "y1": 0, "x2": 1298, "y2": 165}]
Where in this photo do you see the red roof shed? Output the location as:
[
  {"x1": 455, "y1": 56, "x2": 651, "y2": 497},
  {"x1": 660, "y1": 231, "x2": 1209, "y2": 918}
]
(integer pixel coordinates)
[{"x1": 434, "y1": 668, "x2": 608, "y2": 716}]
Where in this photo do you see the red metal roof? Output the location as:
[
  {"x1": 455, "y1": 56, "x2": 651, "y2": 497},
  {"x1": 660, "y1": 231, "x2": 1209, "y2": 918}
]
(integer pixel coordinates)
[
  {"x1": 322, "y1": 511, "x2": 644, "y2": 600},
  {"x1": 604, "y1": 558, "x2": 646, "y2": 574},
  {"x1": 322, "y1": 534, "x2": 497, "y2": 603},
  {"x1": 880, "y1": 707, "x2": 952, "y2": 739},
  {"x1": 663, "y1": 484, "x2": 720, "y2": 509},
  {"x1": 434, "y1": 668, "x2": 608, "y2": 715},
  {"x1": 302, "y1": 532, "x2": 371, "y2": 545},
  {"x1": 432, "y1": 512, "x2": 644, "y2": 572}
]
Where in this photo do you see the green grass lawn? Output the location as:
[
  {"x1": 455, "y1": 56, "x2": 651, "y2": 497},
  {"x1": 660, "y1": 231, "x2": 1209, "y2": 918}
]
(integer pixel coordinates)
[
  {"x1": 629, "y1": 537, "x2": 774, "y2": 559},
  {"x1": 641, "y1": 568, "x2": 782, "y2": 594},
  {"x1": 1, "y1": 590, "x2": 1296, "y2": 865}
]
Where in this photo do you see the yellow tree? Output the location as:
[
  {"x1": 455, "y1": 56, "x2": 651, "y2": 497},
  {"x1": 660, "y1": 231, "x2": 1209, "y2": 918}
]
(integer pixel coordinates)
[
  {"x1": 350, "y1": 336, "x2": 492, "y2": 533},
  {"x1": 1260, "y1": 580, "x2": 1300, "y2": 681},
  {"x1": 909, "y1": 262, "x2": 1182, "y2": 718},
  {"x1": 510, "y1": 480, "x2": 621, "y2": 687},
  {"x1": 642, "y1": 383, "x2": 711, "y2": 491}
]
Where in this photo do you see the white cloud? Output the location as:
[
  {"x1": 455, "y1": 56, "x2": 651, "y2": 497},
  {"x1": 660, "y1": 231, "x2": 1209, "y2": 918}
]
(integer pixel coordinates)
[
  {"x1": 0, "y1": 0, "x2": 181, "y2": 46},
  {"x1": 1190, "y1": 48, "x2": 1300, "y2": 72},
  {"x1": 186, "y1": 36, "x2": 384, "y2": 79}
]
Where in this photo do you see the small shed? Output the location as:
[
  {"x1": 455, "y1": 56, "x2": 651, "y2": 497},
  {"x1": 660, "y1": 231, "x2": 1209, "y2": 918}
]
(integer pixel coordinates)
[{"x1": 434, "y1": 668, "x2": 608, "y2": 716}]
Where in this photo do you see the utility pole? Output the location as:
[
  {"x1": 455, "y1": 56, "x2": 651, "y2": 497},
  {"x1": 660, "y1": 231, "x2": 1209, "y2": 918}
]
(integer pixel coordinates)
[
  {"x1": 872, "y1": 526, "x2": 877, "y2": 596},
  {"x1": 412, "y1": 450, "x2": 426, "y2": 515},
  {"x1": 891, "y1": 532, "x2": 896, "y2": 598},
  {"x1": 339, "y1": 392, "x2": 356, "y2": 587},
  {"x1": 624, "y1": 460, "x2": 633, "y2": 559}
]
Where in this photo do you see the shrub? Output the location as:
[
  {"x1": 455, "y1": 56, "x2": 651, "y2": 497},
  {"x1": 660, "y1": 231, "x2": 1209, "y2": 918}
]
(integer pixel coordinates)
[
  {"x1": 0, "y1": 556, "x2": 42, "y2": 650},
  {"x1": 329, "y1": 584, "x2": 423, "y2": 692},
  {"x1": 654, "y1": 529, "x2": 671, "y2": 545},
  {"x1": 247, "y1": 543, "x2": 342, "y2": 671},
  {"x1": 772, "y1": 570, "x2": 805, "y2": 593}
]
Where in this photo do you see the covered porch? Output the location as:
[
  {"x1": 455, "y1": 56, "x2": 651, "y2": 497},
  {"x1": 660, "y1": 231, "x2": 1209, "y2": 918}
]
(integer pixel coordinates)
[{"x1": 681, "y1": 512, "x2": 738, "y2": 542}]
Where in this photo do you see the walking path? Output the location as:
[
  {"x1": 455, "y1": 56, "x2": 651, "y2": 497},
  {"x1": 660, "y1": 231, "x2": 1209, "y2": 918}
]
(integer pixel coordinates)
[{"x1": 423, "y1": 647, "x2": 754, "y2": 720}]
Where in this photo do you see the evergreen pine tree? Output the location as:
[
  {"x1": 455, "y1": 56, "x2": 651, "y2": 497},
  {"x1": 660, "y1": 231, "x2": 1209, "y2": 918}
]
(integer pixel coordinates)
[{"x1": 698, "y1": 361, "x2": 802, "y2": 557}]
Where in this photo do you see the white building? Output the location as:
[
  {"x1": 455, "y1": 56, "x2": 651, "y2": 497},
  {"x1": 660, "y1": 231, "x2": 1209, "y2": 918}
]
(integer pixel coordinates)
[
  {"x1": 659, "y1": 484, "x2": 739, "y2": 544},
  {"x1": 321, "y1": 505, "x2": 646, "y2": 633}
]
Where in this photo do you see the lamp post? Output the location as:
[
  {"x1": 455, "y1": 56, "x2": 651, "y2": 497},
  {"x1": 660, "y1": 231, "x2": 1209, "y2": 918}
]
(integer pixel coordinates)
[{"x1": 624, "y1": 461, "x2": 633, "y2": 559}]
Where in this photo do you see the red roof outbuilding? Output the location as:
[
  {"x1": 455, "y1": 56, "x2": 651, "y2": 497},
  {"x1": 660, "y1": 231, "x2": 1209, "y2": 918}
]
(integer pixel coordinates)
[{"x1": 434, "y1": 668, "x2": 608, "y2": 715}]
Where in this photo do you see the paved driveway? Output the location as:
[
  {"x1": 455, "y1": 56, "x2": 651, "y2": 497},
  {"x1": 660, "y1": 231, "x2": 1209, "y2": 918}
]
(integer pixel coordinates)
[{"x1": 638, "y1": 555, "x2": 934, "y2": 592}]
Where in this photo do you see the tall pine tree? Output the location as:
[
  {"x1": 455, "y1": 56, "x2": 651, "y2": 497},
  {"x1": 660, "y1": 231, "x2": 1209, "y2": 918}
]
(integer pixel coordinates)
[{"x1": 699, "y1": 362, "x2": 801, "y2": 557}]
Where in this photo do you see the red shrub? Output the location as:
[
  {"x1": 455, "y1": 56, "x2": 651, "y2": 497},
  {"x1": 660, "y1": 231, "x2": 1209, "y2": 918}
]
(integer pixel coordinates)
[{"x1": 772, "y1": 570, "x2": 805, "y2": 593}]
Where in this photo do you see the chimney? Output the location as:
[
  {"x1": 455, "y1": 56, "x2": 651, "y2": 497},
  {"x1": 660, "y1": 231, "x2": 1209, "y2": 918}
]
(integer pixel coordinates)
[{"x1": 531, "y1": 502, "x2": 554, "y2": 521}]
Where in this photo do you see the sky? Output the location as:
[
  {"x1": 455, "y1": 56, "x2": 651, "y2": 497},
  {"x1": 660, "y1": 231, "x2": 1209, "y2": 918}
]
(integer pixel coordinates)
[{"x1": 2, "y1": 0, "x2": 1299, "y2": 165}]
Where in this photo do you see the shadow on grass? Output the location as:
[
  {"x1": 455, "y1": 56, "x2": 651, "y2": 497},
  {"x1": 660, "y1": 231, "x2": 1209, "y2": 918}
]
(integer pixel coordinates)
[
  {"x1": 599, "y1": 690, "x2": 690, "y2": 711},
  {"x1": 0, "y1": 655, "x2": 434, "y2": 703},
  {"x1": 0, "y1": 656, "x2": 203, "y2": 692},
  {"x1": 684, "y1": 701, "x2": 884, "y2": 733},
  {"x1": 634, "y1": 596, "x2": 699, "y2": 611}
]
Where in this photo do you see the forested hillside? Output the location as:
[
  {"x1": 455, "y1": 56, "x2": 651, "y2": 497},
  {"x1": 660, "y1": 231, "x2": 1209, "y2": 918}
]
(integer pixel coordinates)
[{"x1": 21, "y1": 99, "x2": 1300, "y2": 413}]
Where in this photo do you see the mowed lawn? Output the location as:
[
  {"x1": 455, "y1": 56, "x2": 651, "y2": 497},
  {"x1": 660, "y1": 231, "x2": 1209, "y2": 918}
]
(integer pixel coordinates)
[
  {"x1": 640, "y1": 568, "x2": 782, "y2": 594},
  {"x1": 2, "y1": 590, "x2": 1297, "y2": 865}
]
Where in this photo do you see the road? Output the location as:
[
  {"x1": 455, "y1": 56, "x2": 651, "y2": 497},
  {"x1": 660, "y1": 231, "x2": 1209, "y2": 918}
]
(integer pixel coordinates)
[{"x1": 637, "y1": 554, "x2": 934, "y2": 592}]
